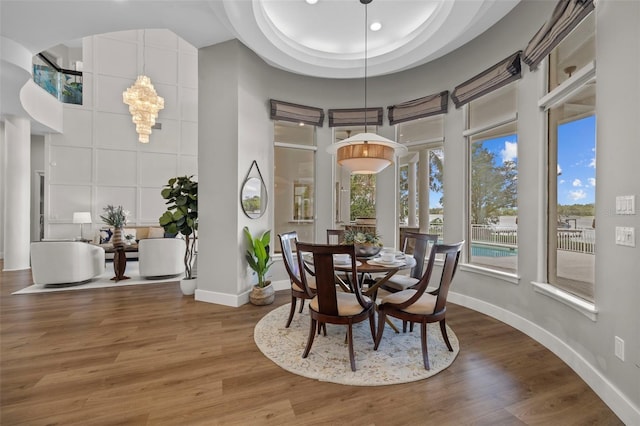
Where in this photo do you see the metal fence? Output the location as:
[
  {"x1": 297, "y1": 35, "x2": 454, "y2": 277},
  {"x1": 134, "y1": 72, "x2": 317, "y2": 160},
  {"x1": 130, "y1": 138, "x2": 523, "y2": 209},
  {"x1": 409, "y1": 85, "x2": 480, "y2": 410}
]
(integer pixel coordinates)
[{"x1": 413, "y1": 224, "x2": 595, "y2": 255}]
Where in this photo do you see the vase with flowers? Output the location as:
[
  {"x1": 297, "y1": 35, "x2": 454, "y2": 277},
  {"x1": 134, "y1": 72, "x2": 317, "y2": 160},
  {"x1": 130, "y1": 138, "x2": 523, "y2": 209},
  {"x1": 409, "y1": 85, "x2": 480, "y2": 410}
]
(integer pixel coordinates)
[
  {"x1": 100, "y1": 205, "x2": 129, "y2": 248},
  {"x1": 343, "y1": 228, "x2": 383, "y2": 258}
]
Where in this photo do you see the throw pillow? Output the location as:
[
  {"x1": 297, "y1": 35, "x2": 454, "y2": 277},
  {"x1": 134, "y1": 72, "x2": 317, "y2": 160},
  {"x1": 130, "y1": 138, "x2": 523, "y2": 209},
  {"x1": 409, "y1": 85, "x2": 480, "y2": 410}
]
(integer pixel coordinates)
[
  {"x1": 99, "y1": 228, "x2": 112, "y2": 244},
  {"x1": 123, "y1": 228, "x2": 137, "y2": 243},
  {"x1": 148, "y1": 227, "x2": 165, "y2": 238}
]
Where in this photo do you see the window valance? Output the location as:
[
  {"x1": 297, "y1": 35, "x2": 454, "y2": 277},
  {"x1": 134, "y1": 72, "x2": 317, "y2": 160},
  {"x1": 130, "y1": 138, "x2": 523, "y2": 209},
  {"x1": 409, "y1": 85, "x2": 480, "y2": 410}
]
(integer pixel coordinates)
[
  {"x1": 451, "y1": 51, "x2": 522, "y2": 109},
  {"x1": 523, "y1": 0, "x2": 595, "y2": 71},
  {"x1": 328, "y1": 107, "x2": 383, "y2": 127},
  {"x1": 270, "y1": 99, "x2": 325, "y2": 127},
  {"x1": 387, "y1": 91, "x2": 449, "y2": 125}
]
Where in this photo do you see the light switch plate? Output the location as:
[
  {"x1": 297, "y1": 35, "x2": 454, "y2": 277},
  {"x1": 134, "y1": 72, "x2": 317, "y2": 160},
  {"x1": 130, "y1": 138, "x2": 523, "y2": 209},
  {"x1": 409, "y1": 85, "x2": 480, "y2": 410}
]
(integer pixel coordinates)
[
  {"x1": 615, "y1": 195, "x2": 636, "y2": 214},
  {"x1": 615, "y1": 226, "x2": 635, "y2": 247}
]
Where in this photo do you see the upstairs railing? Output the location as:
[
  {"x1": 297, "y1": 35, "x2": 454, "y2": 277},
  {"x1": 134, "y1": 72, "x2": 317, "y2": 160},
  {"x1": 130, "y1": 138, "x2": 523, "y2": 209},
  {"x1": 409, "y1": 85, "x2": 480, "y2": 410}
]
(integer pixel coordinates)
[{"x1": 33, "y1": 53, "x2": 83, "y2": 105}]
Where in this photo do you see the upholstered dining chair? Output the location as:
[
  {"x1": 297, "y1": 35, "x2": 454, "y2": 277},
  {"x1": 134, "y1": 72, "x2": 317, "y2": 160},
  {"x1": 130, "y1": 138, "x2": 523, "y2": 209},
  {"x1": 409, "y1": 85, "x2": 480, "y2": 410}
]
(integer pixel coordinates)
[
  {"x1": 374, "y1": 241, "x2": 464, "y2": 370},
  {"x1": 378, "y1": 232, "x2": 438, "y2": 295},
  {"x1": 296, "y1": 242, "x2": 376, "y2": 372},
  {"x1": 326, "y1": 229, "x2": 345, "y2": 245},
  {"x1": 278, "y1": 232, "x2": 317, "y2": 328}
]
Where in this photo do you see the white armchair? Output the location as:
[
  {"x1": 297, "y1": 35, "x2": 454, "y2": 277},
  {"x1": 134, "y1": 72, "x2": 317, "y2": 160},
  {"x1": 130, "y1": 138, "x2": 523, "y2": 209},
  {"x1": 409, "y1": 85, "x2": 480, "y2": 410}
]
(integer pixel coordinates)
[
  {"x1": 138, "y1": 238, "x2": 185, "y2": 279},
  {"x1": 31, "y1": 242, "x2": 105, "y2": 286}
]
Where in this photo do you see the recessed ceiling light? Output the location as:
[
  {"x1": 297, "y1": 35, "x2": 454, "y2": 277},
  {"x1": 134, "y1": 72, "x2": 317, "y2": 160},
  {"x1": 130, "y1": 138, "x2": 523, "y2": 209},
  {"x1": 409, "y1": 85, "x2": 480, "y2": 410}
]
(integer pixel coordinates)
[
  {"x1": 305, "y1": 0, "x2": 318, "y2": 4},
  {"x1": 370, "y1": 21, "x2": 382, "y2": 32}
]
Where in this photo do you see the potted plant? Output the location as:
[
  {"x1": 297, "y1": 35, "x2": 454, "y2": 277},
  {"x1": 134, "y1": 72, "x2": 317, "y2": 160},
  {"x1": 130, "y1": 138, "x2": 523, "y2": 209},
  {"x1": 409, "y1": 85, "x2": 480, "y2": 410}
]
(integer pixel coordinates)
[
  {"x1": 243, "y1": 226, "x2": 275, "y2": 305},
  {"x1": 343, "y1": 228, "x2": 383, "y2": 258},
  {"x1": 159, "y1": 176, "x2": 198, "y2": 295},
  {"x1": 100, "y1": 205, "x2": 129, "y2": 247}
]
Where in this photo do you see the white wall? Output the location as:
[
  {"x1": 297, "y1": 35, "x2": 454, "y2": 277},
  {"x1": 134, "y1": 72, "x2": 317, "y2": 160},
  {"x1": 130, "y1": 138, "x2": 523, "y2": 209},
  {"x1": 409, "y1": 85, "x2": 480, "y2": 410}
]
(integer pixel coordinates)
[
  {"x1": 196, "y1": 1, "x2": 639, "y2": 422},
  {"x1": 44, "y1": 29, "x2": 198, "y2": 240}
]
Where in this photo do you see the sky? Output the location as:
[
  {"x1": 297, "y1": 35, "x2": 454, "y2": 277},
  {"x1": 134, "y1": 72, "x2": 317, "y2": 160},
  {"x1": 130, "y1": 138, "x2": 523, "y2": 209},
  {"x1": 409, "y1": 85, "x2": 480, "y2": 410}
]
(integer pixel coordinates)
[{"x1": 557, "y1": 115, "x2": 596, "y2": 205}]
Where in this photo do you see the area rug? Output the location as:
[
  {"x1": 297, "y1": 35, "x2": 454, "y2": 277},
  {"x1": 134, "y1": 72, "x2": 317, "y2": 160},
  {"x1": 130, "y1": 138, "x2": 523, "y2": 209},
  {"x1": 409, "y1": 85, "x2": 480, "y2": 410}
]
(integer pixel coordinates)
[
  {"x1": 12, "y1": 261, "x2": 180, "y2": 294},
  {"x1": 254, "y1": 303, "x2": 459, "y2": 386}
]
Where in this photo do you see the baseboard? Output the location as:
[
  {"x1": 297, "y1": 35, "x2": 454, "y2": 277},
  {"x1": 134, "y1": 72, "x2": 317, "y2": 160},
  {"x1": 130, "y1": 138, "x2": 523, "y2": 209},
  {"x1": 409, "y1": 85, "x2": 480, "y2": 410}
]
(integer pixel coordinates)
[
  {"x1": 448, "y1": 292, "x2": 640, "y2": 425},
  {"x1": 195, "y1": 279, "x2": 290, "y2": 307}
]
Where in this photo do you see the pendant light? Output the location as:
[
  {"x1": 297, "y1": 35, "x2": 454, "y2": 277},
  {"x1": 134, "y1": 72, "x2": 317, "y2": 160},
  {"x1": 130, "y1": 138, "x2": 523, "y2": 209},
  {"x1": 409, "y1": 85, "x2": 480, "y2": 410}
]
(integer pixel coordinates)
[
  {"x1": 123, "y1": 30, "x2": 165, "y2": 143},
  {"x1": 326, "y1": 0, "x2": 406, "y2": 174}
]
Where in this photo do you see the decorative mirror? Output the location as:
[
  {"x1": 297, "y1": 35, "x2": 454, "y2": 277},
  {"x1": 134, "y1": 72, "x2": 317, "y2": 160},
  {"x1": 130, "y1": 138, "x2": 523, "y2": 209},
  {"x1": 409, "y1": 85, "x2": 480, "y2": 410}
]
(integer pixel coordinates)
[{"x1": 241, "y1": 160, "x2": 268, "y2": 219}]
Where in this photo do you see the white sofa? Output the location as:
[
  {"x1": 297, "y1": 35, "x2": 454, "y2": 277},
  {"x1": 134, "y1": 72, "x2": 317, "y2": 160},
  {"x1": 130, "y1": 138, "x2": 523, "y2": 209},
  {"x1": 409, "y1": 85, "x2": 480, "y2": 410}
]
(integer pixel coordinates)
[
  {"x1": 138, "y1": 238, "x2": 185, "y2": 279},
  {"x1": 31, "y1": 242, "x2": 105, "y2": 286}
]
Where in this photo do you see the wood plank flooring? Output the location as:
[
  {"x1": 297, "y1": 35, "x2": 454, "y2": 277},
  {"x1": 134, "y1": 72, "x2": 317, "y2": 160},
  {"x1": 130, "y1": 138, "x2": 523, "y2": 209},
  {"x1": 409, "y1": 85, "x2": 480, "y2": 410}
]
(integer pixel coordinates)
[{"x1": 1, "y1": 262, "x2": 622, "y2": 425}]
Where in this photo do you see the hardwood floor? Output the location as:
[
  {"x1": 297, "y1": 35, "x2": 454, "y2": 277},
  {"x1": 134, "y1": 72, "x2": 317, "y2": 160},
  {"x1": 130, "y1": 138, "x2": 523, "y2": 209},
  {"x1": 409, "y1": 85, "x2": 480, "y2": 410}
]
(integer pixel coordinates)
[{"x1": 1, "y1": 262, "x2": 622, "y2": 425}]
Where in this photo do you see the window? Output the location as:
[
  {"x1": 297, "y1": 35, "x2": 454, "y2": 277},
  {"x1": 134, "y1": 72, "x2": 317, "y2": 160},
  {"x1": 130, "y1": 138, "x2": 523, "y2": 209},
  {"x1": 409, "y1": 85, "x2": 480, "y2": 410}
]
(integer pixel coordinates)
[
  {"x1": 397, "y1": 116, "x2": 444, "y2": 242},
  {"x1": 466, "y1": 84, "x2": 518, "y2": 273},
  {"x1": 543, "y1": 12, "x2": 595, "y2": 301},
  {"x1": 274, "y1": 121, "x2": 316, "y2": 251}
]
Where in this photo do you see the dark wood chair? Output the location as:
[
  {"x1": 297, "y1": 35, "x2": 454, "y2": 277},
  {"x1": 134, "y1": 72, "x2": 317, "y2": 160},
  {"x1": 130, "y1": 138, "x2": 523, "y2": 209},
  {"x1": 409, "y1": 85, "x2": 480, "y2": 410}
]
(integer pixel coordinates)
[
  {"x1": 378, "y1": 232, "x2": 438, "y2": 294},
  {"x1": 374, "y1": 241, "x2": 464, "y2": 370},
  {"x1": 326, "y1": 229, "x2": 345, "y2": 244},
  {"x1": 296, "y1": 242, "x2": 376, "y2": 372},
  {"x1": 278, "y1": 232, "x2": 316, "y2": 328}
]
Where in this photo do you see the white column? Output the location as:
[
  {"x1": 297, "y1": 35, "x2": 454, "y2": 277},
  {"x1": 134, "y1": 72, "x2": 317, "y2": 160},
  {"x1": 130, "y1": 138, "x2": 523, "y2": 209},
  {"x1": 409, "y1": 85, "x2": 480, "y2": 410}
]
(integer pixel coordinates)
[
  {"x1": 418, "y1": 149, "x2": 429, "y2": 233},
  {"x1": 3, "y1": 117, "x2": 31, "y2": 270},
  {"x1": 408, "y1": 159, "x2": 417, "y2": 228}
]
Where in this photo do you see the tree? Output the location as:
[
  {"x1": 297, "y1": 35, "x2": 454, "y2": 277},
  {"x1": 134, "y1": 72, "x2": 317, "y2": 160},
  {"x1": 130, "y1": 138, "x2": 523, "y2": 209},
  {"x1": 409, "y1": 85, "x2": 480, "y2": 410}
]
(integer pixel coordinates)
[
  {"x1": 470, "y1": 143, "x2": 517, "y2": 225},
  {"x1": 350, "y1": 174, "x2": 376, "y2": 221}
]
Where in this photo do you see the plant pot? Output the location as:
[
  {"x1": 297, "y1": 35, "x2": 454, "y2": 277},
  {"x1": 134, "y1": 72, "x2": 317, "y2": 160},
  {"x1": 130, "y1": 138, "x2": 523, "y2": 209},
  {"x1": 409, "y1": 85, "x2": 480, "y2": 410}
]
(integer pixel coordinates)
[
  {"x1": 354, "y1": 243, "x2": 382, "y2": 258},
  {"x1": 249, "y1": 282, "x2": 275, "y2": 305},
  {"x1": 180, "y1": 278, "x2": 197, "y2": 295}
]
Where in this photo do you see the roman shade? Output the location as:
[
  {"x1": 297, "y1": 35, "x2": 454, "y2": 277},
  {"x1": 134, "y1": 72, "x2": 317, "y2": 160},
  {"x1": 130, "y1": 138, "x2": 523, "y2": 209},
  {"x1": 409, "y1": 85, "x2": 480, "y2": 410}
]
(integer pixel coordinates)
[
  {"x1": 451, "y1": 51, "x2": 522, "y2": 109},
  {"x1": 328, "y1": 107, "x2": 383, "y2": 127},
  {"x1": 270, "y1": 99, "x2": 325, "y2": 127},
  {"x1": 387, "y1": 91, "x2": 449, "y2": 125},
  {"x1": 523, "y1": 0, "x2": 595, "y2": 71}
]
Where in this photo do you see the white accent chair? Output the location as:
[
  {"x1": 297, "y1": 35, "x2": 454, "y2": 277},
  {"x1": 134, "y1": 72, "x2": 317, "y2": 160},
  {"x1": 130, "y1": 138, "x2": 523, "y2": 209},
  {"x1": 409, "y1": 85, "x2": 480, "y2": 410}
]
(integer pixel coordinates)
[
  {"x1": 138, "y1": 238, "x2": 185, "y2": 279},
  {"x1": 30, "y1": 242, "x2": 105, "y2": 286}
]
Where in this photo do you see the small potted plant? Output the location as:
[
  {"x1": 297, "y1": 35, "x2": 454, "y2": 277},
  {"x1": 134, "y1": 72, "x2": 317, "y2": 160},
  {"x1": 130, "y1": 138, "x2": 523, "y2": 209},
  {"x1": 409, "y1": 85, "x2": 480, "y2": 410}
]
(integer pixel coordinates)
[
  {"x1": 243, "y1": 226, "x2": 274, "y2": 305},
  {"x1": 343, "y1": 228, "x2": 383, "y2": 258},
  {"x1": 159, "y1": 176, "x2": 198, "y2": 295}
]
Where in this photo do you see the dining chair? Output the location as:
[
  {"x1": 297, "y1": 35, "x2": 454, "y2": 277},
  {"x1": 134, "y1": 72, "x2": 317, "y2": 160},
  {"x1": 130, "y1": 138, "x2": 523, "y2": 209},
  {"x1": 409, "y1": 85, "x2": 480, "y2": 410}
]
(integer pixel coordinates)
[
  {"x1": 296, "y1": 242, "x2": 376, "y2": 372},
  {"x1": 326, "y1": 229, "x2": 345, "y2": 245},
  {"x1": 374, "y1": 241, "x2": 464, "y2": 370},
  {"x1": 377, "y1": 232, "x2": 438, "y2": 294},
  {"x1": 278, "y1": 232, "x2": 316, "y2": 328}
]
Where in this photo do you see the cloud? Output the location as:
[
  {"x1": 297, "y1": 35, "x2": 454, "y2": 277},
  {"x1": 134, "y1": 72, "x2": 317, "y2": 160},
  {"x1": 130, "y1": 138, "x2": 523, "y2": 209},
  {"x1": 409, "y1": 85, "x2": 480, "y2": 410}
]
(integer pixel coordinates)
[
  {"x1": 572, "y1": 179, "x2": 582, "y2": 187},
  {"x1": 559, "y1": 179, "x2": 565, "y2": 184},
  {"x1": 569, "y1": 189, "x2": 587, "y2": 201},
  {"x1": 588, "y1": 177, "x2": 596, "y2": 187},
  {"x1": 501, "y1": 141, "x2": 517, "y2": 163},
  {"x1": 589, "y1": 157, "x2": 596, "y2": 168}
]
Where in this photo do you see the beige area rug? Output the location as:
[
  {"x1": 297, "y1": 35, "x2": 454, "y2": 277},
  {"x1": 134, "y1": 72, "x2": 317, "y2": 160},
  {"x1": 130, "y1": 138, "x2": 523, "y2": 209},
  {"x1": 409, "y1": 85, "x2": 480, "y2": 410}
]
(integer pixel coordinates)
[
  {"x1": 13, "y1": 261, "x2": 180, "y2": 294},
  {"x1": 254, "y1": 303, "x2": 459, "y2": 386}
]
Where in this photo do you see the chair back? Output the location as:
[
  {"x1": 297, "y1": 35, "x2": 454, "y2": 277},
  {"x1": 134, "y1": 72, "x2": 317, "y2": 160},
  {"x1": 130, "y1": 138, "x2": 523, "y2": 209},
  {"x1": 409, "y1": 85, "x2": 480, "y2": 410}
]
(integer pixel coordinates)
[
  {"x1": 394, "y1": 241, "x2": 464, "y2": 315},
  {"x1": 326, "y1": 229, "x2": 345, "y2": 245},
  {"x1": 402, "y1": 232, "x2": 438, "y2": 279},
  {"x1": 278, "y1": 232, "x2": 312, "y2": 296},
  {"x1": 296, "y1": 242, "x2": 369, "y2": 316}
]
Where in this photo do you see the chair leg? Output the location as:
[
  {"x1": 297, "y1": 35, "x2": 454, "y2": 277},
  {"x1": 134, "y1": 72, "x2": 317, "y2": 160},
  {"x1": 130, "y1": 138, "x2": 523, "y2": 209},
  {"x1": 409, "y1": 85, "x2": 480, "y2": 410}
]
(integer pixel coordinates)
[
  {"x1": 303, "y1": 318, "x2": 317, "y2": 358},
  {"x1": 368, "y1": 311, "x2": 376, "y2": 343},
  {"x1": 402, "y1": 320, "x2": 407, "y2": 333},
  {"x1": 347, "y1": 324, "x2": 356, "y2": 371},
  {"x1": 285, "y1": 296, "x2": 297, "y2": 328},
  {"x1": 374, "y1": 311, "x2": 387, "y2": 350},
  {"x1": 420, "y1": 322, "x2": 430, "y2": 370},
  {"x1": 298, "y1": 299, "x2": 305, "y2": 313},
  {"x1": 410, "y1": 322, "x2": 414, "y2": 332},
  {"x1": 440, "y1": 319, "x2": 453, "y2": 351}
]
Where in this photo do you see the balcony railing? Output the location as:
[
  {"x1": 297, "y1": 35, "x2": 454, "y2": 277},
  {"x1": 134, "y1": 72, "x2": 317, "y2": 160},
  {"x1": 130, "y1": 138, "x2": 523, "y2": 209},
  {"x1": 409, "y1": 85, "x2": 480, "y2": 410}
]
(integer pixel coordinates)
[{"x1": 33, "y1": 53, "x2": 83, "y2": 105}]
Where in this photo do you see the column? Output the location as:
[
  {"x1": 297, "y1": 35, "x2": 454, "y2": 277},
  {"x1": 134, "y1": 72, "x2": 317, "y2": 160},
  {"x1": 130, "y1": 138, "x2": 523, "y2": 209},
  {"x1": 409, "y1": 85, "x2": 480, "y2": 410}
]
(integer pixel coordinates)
[
  {"x1": 418, "y1": 149, "x2": 429, "y2": 233},
  {"x1": 408, "y1": 159, "x2": 417, "y2": 228},
  {"x1": 3, "y1": 116, "x2": 31, "y2": 271}
]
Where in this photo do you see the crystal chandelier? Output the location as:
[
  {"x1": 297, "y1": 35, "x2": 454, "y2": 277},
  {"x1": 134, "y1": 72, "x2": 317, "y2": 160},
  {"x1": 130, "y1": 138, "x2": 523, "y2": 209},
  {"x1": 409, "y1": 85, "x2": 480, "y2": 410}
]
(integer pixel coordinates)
[
  {"x1": 123, "y1": 31, "x2": 164, "y2": 143},
  {"x1": 123, "y1": 75, "x2": 164, "y2": 143}
]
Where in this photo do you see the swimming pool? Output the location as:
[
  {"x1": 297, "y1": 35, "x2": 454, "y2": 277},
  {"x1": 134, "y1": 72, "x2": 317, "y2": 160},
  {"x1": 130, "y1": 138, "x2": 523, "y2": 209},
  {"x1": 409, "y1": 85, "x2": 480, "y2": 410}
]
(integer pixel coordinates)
[{"x1": 471, "y1": 243, "x2": 517, "y2": 257}]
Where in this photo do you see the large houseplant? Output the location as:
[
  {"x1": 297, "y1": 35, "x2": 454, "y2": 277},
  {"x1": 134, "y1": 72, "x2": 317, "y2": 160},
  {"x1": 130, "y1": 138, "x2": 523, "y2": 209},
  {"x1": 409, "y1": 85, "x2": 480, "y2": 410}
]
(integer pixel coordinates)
[
  {"x1": 159, "y1": 176, "x2": 198, "y2": 290},
  {"x1": 243, "y1": 226, "x2": 275, "y2": 305}
]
